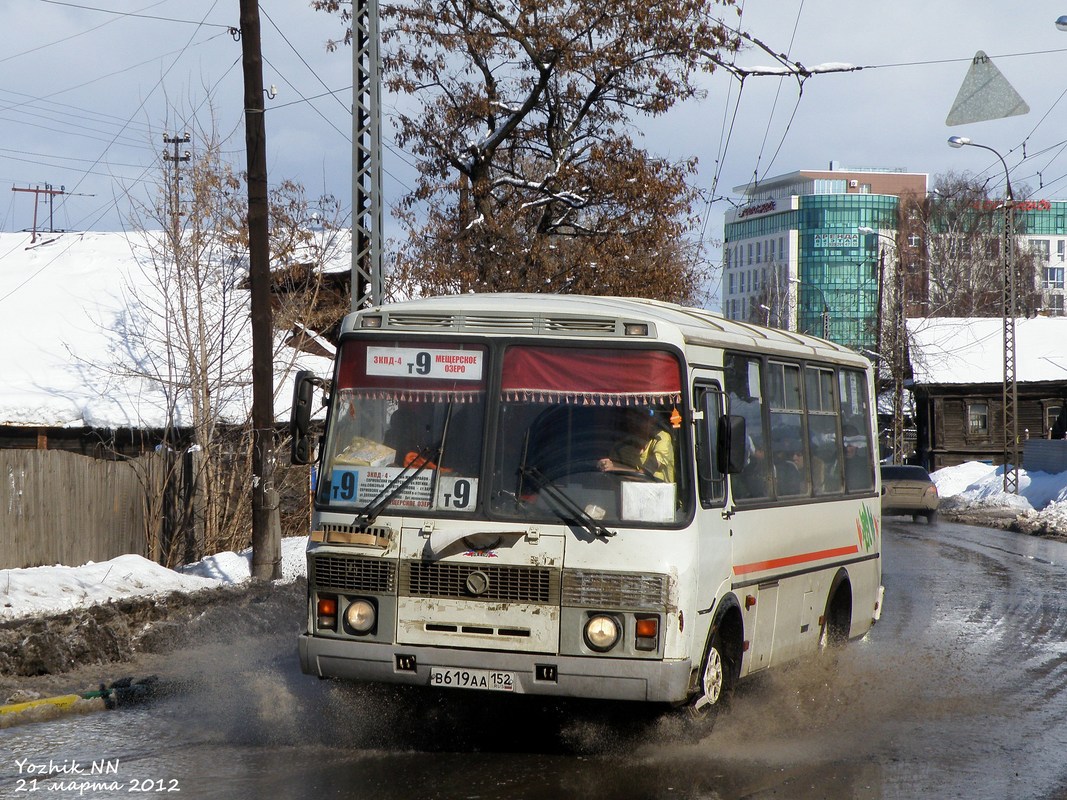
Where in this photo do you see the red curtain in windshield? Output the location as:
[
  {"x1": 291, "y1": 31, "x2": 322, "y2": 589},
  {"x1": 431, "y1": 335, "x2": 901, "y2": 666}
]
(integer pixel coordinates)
[{"x1": 501, "y1": 346, "x2": 682, "y2": 405}]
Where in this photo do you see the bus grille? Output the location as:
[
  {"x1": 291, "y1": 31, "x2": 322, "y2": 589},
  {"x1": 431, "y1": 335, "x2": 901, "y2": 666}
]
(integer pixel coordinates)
[
  {"x1": 561, "y1": 570, "x2": 669, "y2": 611},
  {"x1": 312, "y1": 555, "x2": 396, "y2": 594},
  {"x1": 401, "y1": 561, "x2": 558, "y2": 604}
]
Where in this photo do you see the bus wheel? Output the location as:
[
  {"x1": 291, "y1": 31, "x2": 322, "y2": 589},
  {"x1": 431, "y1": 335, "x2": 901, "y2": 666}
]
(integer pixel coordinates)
[
  {"x1": 818, "y1": 578, "x2": 851, "y2": 654},
  {"x1": 689, "y1": 630, "x2": 731, "y2": 719}
]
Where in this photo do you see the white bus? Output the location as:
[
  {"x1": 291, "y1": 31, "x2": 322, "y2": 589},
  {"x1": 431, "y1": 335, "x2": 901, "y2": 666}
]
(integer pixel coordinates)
[{"x1": 290, "y1": 294, "x2": 883, "y2": 712}]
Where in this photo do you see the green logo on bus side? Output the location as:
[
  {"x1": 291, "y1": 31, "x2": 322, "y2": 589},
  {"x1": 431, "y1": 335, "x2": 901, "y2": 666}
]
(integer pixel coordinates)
[{"x1": 856, "y1": 503, "x2": 879, "y2": 552}]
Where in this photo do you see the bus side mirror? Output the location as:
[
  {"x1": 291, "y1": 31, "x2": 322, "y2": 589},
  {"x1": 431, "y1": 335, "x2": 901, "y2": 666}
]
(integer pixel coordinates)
[
  {"x1": 717, "y1": 415, "x2": 746, "y2": 475},
  {"x1": 290, "y1": 370, "x2": 320, "y2": 465}
]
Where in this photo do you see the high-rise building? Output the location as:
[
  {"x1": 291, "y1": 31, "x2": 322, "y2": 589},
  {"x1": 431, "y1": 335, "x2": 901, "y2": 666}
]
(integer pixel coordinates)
[{"x1": 722, "y1": 163, "x2": 928, "y2": 353}]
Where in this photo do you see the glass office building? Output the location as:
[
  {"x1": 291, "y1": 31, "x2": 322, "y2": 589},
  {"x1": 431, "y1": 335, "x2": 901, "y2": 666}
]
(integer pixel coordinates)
[{"x1": 722, "y1": 165, "x2": 928, "y2": 352}]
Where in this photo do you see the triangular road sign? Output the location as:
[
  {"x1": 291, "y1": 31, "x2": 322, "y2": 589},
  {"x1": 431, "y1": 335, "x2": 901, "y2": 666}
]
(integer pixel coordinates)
[{"x1": 946, "y1": 50, "x2": 1029, "y2": 126}]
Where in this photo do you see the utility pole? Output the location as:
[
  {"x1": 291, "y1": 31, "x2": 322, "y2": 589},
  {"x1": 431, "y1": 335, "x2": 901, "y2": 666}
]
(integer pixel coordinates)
[
  {"x1": 352, "y1": 0, "x2": 384, "y2": 308},
  {"x1": 11, "y1": 184, "x2": 66, "y2": 243},
  {"x1": 1002, "y1": 195, "x2": 1019, "y2": 492},
  {"x1": 239, "y1": 0, "x2": 282, "y2": 581},
  {"x1": 162, "y1": 132, "x2": 191, "y2": 243}
]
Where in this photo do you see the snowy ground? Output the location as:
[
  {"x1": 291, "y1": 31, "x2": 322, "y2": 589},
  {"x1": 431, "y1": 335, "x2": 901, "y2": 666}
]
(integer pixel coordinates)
[{"x1": 2, "y1": 461, "x2": 1066, "y2": 624}]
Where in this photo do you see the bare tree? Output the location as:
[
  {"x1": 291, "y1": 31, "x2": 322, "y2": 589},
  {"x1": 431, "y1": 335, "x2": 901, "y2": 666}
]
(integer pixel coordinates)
[
  {"x1": 113, "y1": 121, "x2": 347, "y2": 565},
  {"x1": 924, "y1": 172, "x2": 1040, "y2": 318},
  {"x1": 315, "y1": 0, "x2": 738, "y2": 302}
]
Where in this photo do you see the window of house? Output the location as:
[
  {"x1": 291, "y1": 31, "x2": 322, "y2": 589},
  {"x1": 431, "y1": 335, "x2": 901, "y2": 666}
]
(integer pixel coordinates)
[
  {"x1": 1046, "y1": 404, "x2": 1064, "y2": 437},
  {"x1": 1044, "y1": 266, "x2": 1064, "y2": 290},
  {"x1": 747, "y1": 243, "x2": 753, "y2": 265},
  {"x1": 756, "y1": 242, "x2": 761, "y2": 264},
  {"x1": 968, "y1": 401, "x2": 989, "y2": 436},
  {"x1": 1032, "y1": 240, "x2": 1051, "y2": 262},
  {"x1": 1051, "y1": 295, "x2": 1065, "y2": 316},
  {"x1": 728, "y1": 273, "x2": 735, "y2": 294},
  {"x1": 1058, "y1": 240, "x2": 1065, "y2": 261}
]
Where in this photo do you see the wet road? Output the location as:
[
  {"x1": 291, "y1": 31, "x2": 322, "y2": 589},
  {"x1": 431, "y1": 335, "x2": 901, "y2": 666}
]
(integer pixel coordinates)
[{"x1": 5, "y1": 518, "x2": 1067, "y2": 799}]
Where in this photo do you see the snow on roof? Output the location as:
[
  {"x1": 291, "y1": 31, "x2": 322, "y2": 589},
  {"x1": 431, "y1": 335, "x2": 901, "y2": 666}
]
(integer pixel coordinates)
[
  {"x1": 908, "y1": 316, "x2": 1067, "y2": 386},
  {"x1": 0, "y1": 231, "x2": 333, "y2": 429}
]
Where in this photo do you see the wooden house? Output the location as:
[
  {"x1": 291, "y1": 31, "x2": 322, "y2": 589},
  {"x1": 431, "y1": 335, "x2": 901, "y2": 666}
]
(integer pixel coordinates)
[{"x1": 908, "y1": 317, "x2": 1067, "y2": 470}]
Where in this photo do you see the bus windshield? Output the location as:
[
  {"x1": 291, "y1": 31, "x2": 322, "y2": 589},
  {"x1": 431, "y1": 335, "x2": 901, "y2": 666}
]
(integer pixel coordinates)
[
  {"x1": 489, "y1": 345, "x2": 689, "y2": 526},
  {"x1": 317, "y1": 340, "x2": 487, "y2": 514}
]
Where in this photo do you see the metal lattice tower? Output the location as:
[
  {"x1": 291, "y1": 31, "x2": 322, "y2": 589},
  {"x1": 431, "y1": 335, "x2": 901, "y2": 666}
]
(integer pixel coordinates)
[
  {"x1": 351, "y1": 0, "x2": 384, "y2": 310},
  {"x1": 1002, "y1": 201, "x2": 1019, "y2": 493}
]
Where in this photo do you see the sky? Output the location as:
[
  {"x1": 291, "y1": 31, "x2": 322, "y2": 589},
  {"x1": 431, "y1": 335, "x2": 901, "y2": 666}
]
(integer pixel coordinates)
[
  {"x1": 4, "y1": 1, "x2": 1067, "y2": 305},
  {"x1": 3, "y1": 460, "x2": 1067, "y2": 623}
]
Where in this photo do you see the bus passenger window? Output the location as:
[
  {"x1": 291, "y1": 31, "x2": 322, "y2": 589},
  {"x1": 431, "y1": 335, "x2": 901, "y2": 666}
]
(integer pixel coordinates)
[
  {"x1": 768, "y1": 362, "x2": 809, "y2": 498},
  {"x1": 839, "y1": 369, "x2": 875, "y2": 493},
  {"x1": 807, "y1": 366, "x2": 843, "y2": 495}
]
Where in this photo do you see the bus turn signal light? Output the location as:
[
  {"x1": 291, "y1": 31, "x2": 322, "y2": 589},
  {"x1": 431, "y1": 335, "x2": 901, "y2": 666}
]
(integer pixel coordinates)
[
  {"x1": 635, "y1": 616, "x2": 659, "y2": 651},
  {"x1": 317, "y1": 596, "x2": 338, "y2": 630},
  {"x1": 635, "y1": 618, "x2": 658, "y2": 638}
]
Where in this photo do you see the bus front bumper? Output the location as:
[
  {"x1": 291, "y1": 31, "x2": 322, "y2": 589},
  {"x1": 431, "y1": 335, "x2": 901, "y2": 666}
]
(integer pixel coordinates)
[{"x1": 299, "y1": 634, "x2": 693, "y2": 704}]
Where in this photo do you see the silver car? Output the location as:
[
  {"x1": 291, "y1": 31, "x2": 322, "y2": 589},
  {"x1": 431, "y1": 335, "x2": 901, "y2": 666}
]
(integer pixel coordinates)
[{"x1": 880, "y1": 465, "x2": 939, "y2": 524}]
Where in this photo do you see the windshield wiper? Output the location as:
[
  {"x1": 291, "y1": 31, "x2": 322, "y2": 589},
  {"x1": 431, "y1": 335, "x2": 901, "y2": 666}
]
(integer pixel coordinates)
[
  {"x1": 354, "y1": 445, "x2": 437, "y2": 529},
  {"x1": 519, "y1": 466, "x2": 616, "y2": 541}
]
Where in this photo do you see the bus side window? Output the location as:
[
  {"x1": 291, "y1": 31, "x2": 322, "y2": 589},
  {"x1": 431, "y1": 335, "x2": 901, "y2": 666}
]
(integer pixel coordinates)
[
  {"x1": 839, "y1": 368, "x2": 875, "y2": 493},
  {"x1": 807, "y1": 366, "x2": 843, "y2": 495},
  {"x1": 694, "y1": 384, "x2": 725, "y2": 507},
  {"x1": 768, "y1": 361, "x2": 809, "y2": 498}
]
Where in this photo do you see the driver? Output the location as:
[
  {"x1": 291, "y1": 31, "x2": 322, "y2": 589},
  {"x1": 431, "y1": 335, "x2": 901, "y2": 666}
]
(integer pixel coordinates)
[{"x1": 597, "y1": 408, "x2": 675, "y2": 482}]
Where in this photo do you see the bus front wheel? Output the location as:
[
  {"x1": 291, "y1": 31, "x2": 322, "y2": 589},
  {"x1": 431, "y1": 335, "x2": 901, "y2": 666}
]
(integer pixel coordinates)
[{"x1": 689, "y1": 629, "x2": 732, "y2": 718}]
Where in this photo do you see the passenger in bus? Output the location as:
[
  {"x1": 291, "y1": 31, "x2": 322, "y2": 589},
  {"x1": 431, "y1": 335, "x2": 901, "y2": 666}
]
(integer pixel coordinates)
[
  {"x1": 733, "y1": 438, "x2": 769, "y2": 499},
  {"x1": 813, "y1": 448, "x2": 843, "y2": 494},
  {"x1": 843, "y1": 426, "x2": 873, "y2": 491},
  {"x1": 597, "y1": 408, "x2": 675, "y2": 482},
  {"x1": 775, "y1": 442, "x2": 807, "y2": 496}
]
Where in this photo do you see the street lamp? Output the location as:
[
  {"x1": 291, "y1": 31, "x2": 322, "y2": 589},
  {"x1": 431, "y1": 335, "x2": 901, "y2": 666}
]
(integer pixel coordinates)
[
  {"x1": 789, "y1": 277, "x2": 830, "y2": 339},
  {"x1": 947, "y1": 135, "x2": 1019, "y2": 493}
]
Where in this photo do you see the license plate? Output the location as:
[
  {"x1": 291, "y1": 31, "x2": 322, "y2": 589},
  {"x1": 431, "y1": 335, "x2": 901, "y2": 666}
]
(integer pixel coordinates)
[{"x1": 429, "y1": 667, "x2": 515, "y2": 692}]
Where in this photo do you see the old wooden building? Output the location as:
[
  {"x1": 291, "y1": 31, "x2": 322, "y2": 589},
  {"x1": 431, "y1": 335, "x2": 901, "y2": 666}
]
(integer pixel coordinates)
[{"x1": 908, "y1": 317, "x2": 1067, "y2": 470}]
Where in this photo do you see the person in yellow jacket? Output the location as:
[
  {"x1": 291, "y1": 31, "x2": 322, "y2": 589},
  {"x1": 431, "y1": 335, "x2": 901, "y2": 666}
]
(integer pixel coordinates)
[{"x1": 597, "y1": 408, "x2": 675, "y2": 482}]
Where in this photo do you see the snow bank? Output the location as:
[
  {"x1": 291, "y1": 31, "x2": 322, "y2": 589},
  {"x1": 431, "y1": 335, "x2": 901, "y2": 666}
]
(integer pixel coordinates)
[
  {"x1": 932, "y1": 461, "x2": 1067, "y2": 530},
  {"x1": 1, "y1": 537, "x2": 308, "y2": 623}
]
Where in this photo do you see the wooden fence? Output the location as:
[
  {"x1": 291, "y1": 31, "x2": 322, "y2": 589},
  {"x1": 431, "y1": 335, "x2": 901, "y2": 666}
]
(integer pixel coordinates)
[{"x1": 0, "y1": 450, "x2": 159, "y2": 570}]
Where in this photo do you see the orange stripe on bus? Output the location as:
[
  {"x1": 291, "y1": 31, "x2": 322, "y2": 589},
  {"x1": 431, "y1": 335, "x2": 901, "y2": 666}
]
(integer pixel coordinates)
[{"x1": 733, "y1": 545, "x2": 860, "y2": 576}]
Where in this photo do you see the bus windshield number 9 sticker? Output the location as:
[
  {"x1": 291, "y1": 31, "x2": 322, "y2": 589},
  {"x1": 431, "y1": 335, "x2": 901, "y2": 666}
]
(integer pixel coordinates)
[
  {"x1": 367, "y1": 347, "x2": 483, "y2": 381},
  {"x1": 329, "y1": 467, "x2": 477, "y2": 512}
]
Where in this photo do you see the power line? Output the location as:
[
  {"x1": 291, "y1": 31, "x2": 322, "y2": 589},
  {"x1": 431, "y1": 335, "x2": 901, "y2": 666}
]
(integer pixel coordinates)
[{"x1": 37, "y1": 0, "x2": 234, "y2": 30}]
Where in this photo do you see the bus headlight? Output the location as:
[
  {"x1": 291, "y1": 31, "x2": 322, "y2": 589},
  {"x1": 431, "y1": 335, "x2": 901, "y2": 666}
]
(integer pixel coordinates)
[
  {"x1": 344, "y1": 598, "x2": 377, "y2": 634},
  {"x1": 584, "y1": 614, "x2": 621, "y2": 652}
]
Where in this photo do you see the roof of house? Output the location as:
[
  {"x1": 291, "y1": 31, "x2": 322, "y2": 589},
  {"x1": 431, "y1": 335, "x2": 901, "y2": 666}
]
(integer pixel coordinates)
[
  {"x1": 0, "y1": 231, "x2": 332, "y2": 429},
  {"x1": 908, "y1": 316, "x2": 1067, "y2": 386}
]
